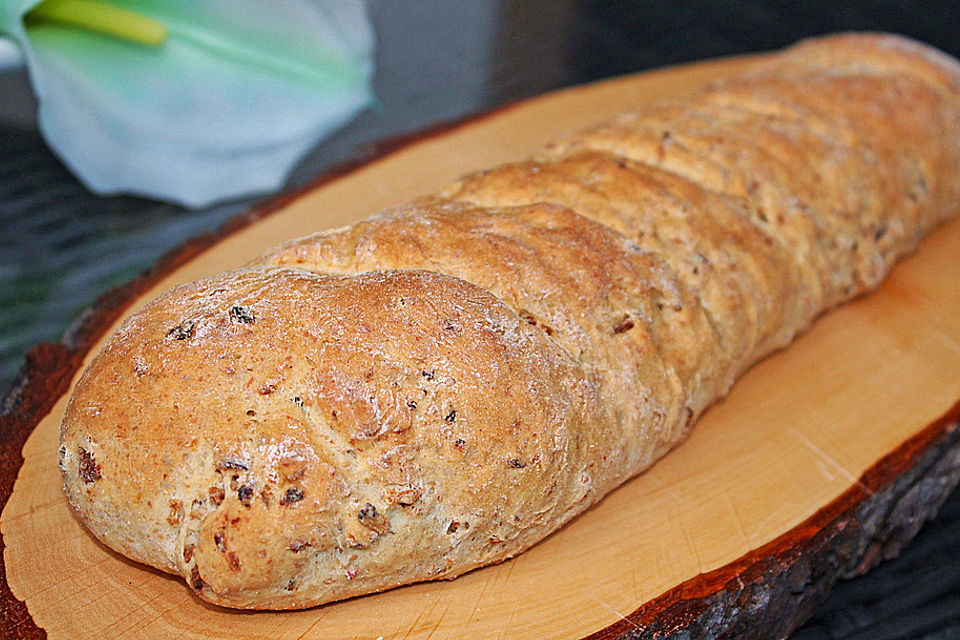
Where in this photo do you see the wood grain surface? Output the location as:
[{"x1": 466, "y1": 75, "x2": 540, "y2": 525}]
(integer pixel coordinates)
[{"x1": 2, "y1": 52, "x2": 960, "y2": 640}]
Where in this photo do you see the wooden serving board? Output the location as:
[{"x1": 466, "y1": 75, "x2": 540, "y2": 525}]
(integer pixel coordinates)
[{"x1": 3, "y1": 53, "x2": 960, "y2": 640}]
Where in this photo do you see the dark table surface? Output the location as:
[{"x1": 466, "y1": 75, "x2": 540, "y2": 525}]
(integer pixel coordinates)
[{"x1": 2, "y1": 1, "x2": 959, "y2": 637}]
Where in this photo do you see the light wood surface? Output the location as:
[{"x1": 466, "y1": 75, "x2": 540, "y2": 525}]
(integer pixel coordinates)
[{"x1": 3, "y1": 53, "x2": 960, "y2": 640}]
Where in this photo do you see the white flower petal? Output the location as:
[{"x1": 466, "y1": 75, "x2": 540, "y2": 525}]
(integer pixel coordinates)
[{"x1": 7, "y1": 0, "x2": 374, "y2": 207}]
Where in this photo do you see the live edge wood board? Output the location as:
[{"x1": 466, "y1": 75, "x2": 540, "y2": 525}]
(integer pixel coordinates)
[{"x1": 3, "y1": 52, "x2": 960, "y2": 640}]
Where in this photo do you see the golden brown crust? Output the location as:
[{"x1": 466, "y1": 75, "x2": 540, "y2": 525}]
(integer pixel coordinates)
[
  {"x1": 62, "y1": 268, "x2": 598, "y2": 607},
  {"x1": 60, "y1": 33, "x2": 960, "y2": 609}
]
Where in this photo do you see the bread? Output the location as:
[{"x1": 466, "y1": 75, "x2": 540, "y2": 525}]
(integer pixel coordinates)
[{"x1": 59, "y1": 33, "x2": 960, "y2": 610}]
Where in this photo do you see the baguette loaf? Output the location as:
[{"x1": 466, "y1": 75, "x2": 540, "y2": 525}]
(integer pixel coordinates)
[{"x1": 60, "y1": 33, "x2": 960, "y2": 609}]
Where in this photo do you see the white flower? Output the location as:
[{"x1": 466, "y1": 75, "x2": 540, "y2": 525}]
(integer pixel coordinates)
[{"x1": 0, "y1": 0, "x2": 374, "y2": 207}]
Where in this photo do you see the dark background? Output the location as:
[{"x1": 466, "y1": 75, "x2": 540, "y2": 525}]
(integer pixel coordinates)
[{"x1": 1, "y1": 1, "x2": 958, "y2": 637}]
